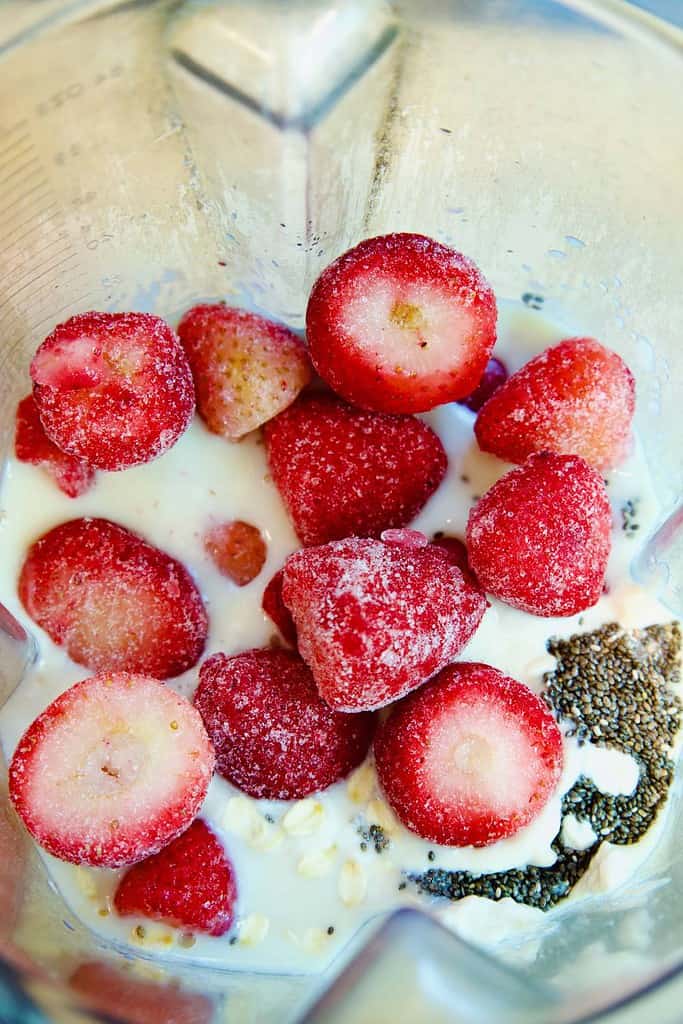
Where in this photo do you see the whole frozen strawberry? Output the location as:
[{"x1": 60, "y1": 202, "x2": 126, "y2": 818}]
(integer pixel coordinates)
[
  {"x1": 19, "y1": 517, "x2": 208, "y2": 678},
  {"x1": 9, "y1": 674, "x2": 215, "y2": 867},
  {"x1": 31, "y1": 312, "x2": 195, "y2": 471},
  {"x1": 466, "y1": 452, "x2": 611, "y2": 617},
  {"x1": 306, "y1": 233, "x2": 497, "y2": 413},
  {"x1": 114, "y1": 819, "x2": 236, "y2": 937},
  {"x1": 14, "y1": 394, "x2": 95, "y2": 497},
  {"x1": 261, "y1": 569, "x2": 297, "y2": 646},
  {"x1": 70, "y1": 961, "x2": 213, "y2": 1024},
  {"x1": 264, "y1": 392, "x2": 447, "y2": 545},
  {"x1": 177, "y1": 304, "x2": 311, "y2": 440},
  {"x1": 457, "y1": 356, "x2": 508, "y2": 412},
  {"x1": 374, "y1": 662, "x2": 563, "y2": 846},
  {"x1": 281, "y1": 533, "x2": 488, "y2": 711},
  {"x1": 194, "y1": 648, "x2": 375, "y2": 799},
  {"x1": 475, "y1": 337, "x2": 635, "y2": 470}
]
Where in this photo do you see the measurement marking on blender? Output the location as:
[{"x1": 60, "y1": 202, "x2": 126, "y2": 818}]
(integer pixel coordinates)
[
  {"x1": 0, "y1": 254, "x2": 79, "y2": 310},
  {"x1": 0, "y1": 143, "x2": 33, "y2": 175},
  {"x1": 0, "y1": 180, "x2": 52, "y2": 219},
  {"x1": 2, "y1": 204, "x2": 60, "y2": 246},
  {"x1": 4, "y1": 248, "x2": 78, "y2": 296},
  {"x1": 1, "y1": 165, "x2": 45, "y2": 198},
  {"x1": 0, "y1": 157, "x2": 41, "y2": 189}
]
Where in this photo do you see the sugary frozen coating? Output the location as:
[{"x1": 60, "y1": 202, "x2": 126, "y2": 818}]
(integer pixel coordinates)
[
  {"x1": 474, "y1": 337, "x2": 635, "y2": 470},
  {"x1": 306, "y1": 233, "x2": 497, "y2": 413},
  {"x1": 375, "y1": 663, "x2": 563, "y2": 847},
  {"x1": 14, "y1": 394, "x2": 95, "y2": 498},
  {"x1": 8, "y1": 674, "x2": 215, "y2": 867},
  {"x1": 261, "y1": 569, "x2": 297, "y2": 646},
  {"x1": 264, "y1": 392, "x2": 448, "y2": 546},
  {"x1": 18, "y1": 517, "x2": 208, "y2": 678},
  {"x1": 114, "y1": 819, "x2": 237, "y2": 937},
  {"x1": 204, "y1": 520, "x2": 266, "y2": 587},
  {"x1": 281, "y1": 534, "x2": 489, "y2": 711},
  {"x1": 194, "y1": 648, "x2": 376, "y2": 799},
  {"x1": 467, "y1": 452, "x2": 612, "y2": 617},
  {"x1": 457, "y1": 356, "x2": 508, "y2": 412},
  {"x1": 31, "y1": 312, "x2": 194, "y2": 471},
  {"x1": 177, "y1": 304, "x2": 312, "y2": 441},
  {"x1": 70, "y1": 961, "x2": 214, "y2": 1024}
]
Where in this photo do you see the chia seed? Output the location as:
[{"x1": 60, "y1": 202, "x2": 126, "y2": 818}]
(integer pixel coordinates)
[
  {"x1": 357, "y1": 820, "x2": 391, "y2": 854},
  {"x1": 522, "y1": 292, "x2": 544, "y2": 310},
  {"x1": 621, "y1": 498, "x2": 641, "y2": 537}
]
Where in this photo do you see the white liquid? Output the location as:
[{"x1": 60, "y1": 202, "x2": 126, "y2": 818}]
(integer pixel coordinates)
[{"x1": 0, "y1": 304, "x2": 679, "y2": 974}]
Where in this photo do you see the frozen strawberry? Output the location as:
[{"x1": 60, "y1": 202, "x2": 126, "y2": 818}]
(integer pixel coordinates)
[
  {"x1": 14, "y1": 394, "x2": 95, "y2": 498},
  {"x1": 19, "y1": 518, "x2": 208, "y2": 678},
  {"x1": 466, "y1": 452, "x2": 611, "y2": 617},
  {"x1": 374, "y1": 662, "x2": 563, "y2": 847},
  {"x1": 457, "y1": 356, "x2": 508, "y2": 412},
  {"x1": 431, "y1": 535, "x2": 474, "y2": 577},
  {"x1": 70, "y1": 961, "x2": 213, "y2": 1024},
  {"x1": 205, "y1": 520, "x2": 266, "y2": 586},
  {"x1": 177, "y1": 304, "x2": 311, "y2": 441},
  {"x1": 114, "y1": 819, "x2": 236, "y2": 937},
  {"x1": 305, "y1": 233, "x2": 497, "y2": 413},
  {"x1": 194, "y1": 649, "x2": 375, "y2": 799},
  {"x1": 31, "y1": 312, "x2": 194, "y2": 471},
  {"x1": 474, "y1": 337, "x2": 635, "y2": 470},
  {"x1": 264, "y1": 393, "x2": 447, "y2": 545},
  {"x1": 262, "y1": 569, "x2": 297, "y2": 646},
  {"x1": 282, "y1": 534, "x2": 488, "y2": 712},
  {"x1": 9, "y1": 673, "x2": 215, "y2": 867}
]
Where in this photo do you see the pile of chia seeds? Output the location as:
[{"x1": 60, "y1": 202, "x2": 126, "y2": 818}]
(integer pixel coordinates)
[{"x1": 409, "y1": 622, "x2": 681, "y2": 911}]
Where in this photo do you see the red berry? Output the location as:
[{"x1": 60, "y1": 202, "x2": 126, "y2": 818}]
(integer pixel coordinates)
[
  {"x1": 114, "y1": 819, "x2": 236, "y2": 937},
  {"x1": 474, "y1": 337, "x2": 635, "y2": 471},
  {"x1": 70, "y1": 961, "x2": 213, "y2": 1024},
  {"x1": 457, "y1": 356, "x2": 508, "y2": 412},
  {"x1": 31, "y1": 312, "x2": 194, "y2": 471},
  {"x1": 205, "y1": 520, "x2": 266, "y2": 586},
  {"x1": 14, "y1": 394, "x2": 95, "y2": 498},
  {"x1": 177, "y1": 304, "x2": 311, "y2": 440},
  {"x1": 9, "y1": 674, "x2": 215, "y2": 867},
  {"x1": 467, "y1": 452, "x2": 611, "y2": 617},
  {"x1": 194, "y1": 648, "x2": 375, "y2": 799},
  {"x1": 375, "y1": 662, "x2": 563, "y2": 847},
  {"x1": 264, "y1": 392, "x2": 447, "y2": 546},
  {"x1": 19, "y1": 518, "x2": 208, "y2": 678},
  {"x1": 262, "y1": 569, "x2": 297, "y2": 646},
  {"x1": 281, "y1": 534, "x2": 488, "y2": 712},
  {"x1": 306, "y1": 233, "x2": 497, "y2": 413},
  {"x1": 431, "y1": 535, "x2": 475, "y2": 580}
]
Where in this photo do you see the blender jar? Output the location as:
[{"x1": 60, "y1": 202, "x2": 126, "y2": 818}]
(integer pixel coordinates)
[{"x1": 0, "y1": 1, "x2": 681, "y2": 1021}]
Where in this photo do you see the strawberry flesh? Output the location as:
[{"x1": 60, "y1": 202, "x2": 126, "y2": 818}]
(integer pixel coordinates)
[
  {"x1": 205, "y1": 520, "x2": 266, "y2": 586},
  {"x1": 457, "y1": 356, "x2": 508, "y2": 412},
  {"x1": 15, "y1": 394, "x2": 95, "y2": 498}
]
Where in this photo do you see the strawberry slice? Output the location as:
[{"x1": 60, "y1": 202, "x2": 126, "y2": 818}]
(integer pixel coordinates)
[
  {"x1": 70, "y1": 961, "x2": 213, "y2": 1024},
  {"x1": 114, "y1": 819, "x2": 236, "y2": 937},
  {"x1": 262, "y1": 569, "x2": 297, "y2": 646},
  {"x1": 374, "y1": 662, "x2": 563, "y2": 847},
  {"x1": 19, "y1": 518, "x2": 208, "y2": 679},
  {"x1": 14, "y1": 394, "x2": 95, "y2": 498},
  {"x1": 466, "y1": 452, "x2": 611, "y2": 617},
  {"x1": 305, "y1": 233, "x2": 497, "y2": 413},
  {"x1": 204, "y1": 520, "x2": 266, "y2": 586},
  {"x1": 264, "y1": 392, "x2": 447, "y2": 545},
  {"x1": 194, "y1": 649, "x2": 375, "y2": 799},
  {"x1": 457, "y1": 356, "x2": 508, "y2": 412},
  {"x1": 281, "y1": 533, "x2": 488, "y2": 712},
  {"x1": 177, "y1": 304, "x2": 312, "y2": 440},
  {"x1": 9, "y1": 674, "x2": 215, "y2": 867},
  {"x1": 474, "y1": 337, "x2": 635, "y2": 470},
  {"x1": 31, "y1": 312, "x2": 195, "y2": 471}
]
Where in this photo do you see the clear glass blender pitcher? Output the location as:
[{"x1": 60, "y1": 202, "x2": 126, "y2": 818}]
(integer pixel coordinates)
[{"x1": 0, "y1": 1, "x2": 681, "y2": 1021}]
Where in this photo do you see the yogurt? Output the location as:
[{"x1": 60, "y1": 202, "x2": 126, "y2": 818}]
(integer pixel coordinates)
[{"x1": 0, "y1": 304, "x2": 679, "y2": 975}]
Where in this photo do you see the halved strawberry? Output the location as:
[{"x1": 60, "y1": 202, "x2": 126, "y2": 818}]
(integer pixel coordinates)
[
  {"x1": 114, "y1": 819, "x2": 236, "y2": 937},
  {"x1": 14, "y1": 394, "x2": 95, "y2": 498},
  {"x1": 9, "y1": 674, "x2": 215, "y2": 867},
  {"x1": 305, "y1": 233, "x2": 497, "y2": 413},
  {"x1": 177, "y1": 304, "x2": 311, "y2": 440},
  {"x1": 70, "y1": 961, "x2": 214, "y2": 1024},
  {"x1": 264, "y1": 392, "x2": 447, "y2": 545},
  {"x1": 262, "y1": 569, "x2": 297, "y2": 646},
  {"x1": 194, "y1": 649, "x2": 375, "y2": 799},
  {"x1": 375, "y1": 663, "x2": 563, "y2": 847},
  {"x1": 31, "y1": 312, "x2": 195, "y2": 471},
  {"x1": 19, "y1": 518, "x2": 208, "y2": 678},
  {"x1": 204, "y1": 520, "x2": 266, "y2": 586},
  {"x1": 474, "y1": 337, "x2": 635, "y2": 470},
  {"x1": 466, "y1": 452, "x2": 611, "y2": 617},
  {"x1": 281, "y1": 533, "x2": 488, "y2": 712},
  {"x1": 457, "y1": 356, "x2": 508, "y2": 412}
]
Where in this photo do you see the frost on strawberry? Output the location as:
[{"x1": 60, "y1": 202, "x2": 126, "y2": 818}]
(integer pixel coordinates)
[{"x1": 14, "y1": 394, "x2": 95, "y2": 497}]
